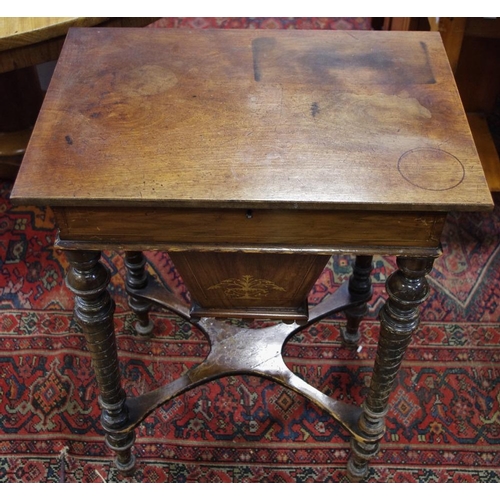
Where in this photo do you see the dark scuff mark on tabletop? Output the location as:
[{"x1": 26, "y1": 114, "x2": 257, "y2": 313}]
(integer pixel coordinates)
[
  {"x1": 311, "y1": 102, "x2": 320, "y2": 117},
  {"x1": 420, "y1": 41, "x2": 436, "y2": 84},
  {"x1": 252, "y1": 37, "x2": 277, "y2": 82},
  {"x1": 65, "y1": 135, "x2": 73, "y2": 145}
]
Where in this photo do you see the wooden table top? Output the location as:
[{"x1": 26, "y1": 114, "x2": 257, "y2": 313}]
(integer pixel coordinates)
[
  {"x1": 0, "y1": 18, "x2": 158, "y2": 73},
  {"x1": 11, "y1": 28, "x2": 493, "y2": 212}
]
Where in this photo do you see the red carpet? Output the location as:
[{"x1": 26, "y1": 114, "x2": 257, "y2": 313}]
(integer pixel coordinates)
[
  {"x1": 1, "y1": 179, "x2": 499, "y2": 483},
  {"x1": 1, "y1": 18, "x2": 499, "y2": 483}
]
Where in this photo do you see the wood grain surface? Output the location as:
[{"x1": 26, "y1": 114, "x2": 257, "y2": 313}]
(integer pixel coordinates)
[
  {"x1": 11, "y1": 28, "x2": 493, "y2": 212},
  {"x1": 0, "y1": 18, "x2": 109, "y2": 50},
  {"x1": 54, "y1": 206, "x2": 446, "y2": 250},
  {"x1": 0, "y1": 18, "x2": 158, "y2": 73}
]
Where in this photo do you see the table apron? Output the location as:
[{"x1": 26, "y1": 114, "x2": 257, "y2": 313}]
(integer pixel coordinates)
[{"x1": 54, "y1": 207, "x2": 446, "y2": 254}]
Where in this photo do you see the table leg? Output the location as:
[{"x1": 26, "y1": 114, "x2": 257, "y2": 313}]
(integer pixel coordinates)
[
  {"x1": 65, "y1": 250, "x2": 136, "y2": 473},
  {"x1": 347, "y1": 255, "x2": 435, "y2": 481},
  {"x1": 124, "y1": 251, "x2": 154, "y2": 336},
  {"x1": 342, "y1": 255, "x2": 374, "y2": 347}
]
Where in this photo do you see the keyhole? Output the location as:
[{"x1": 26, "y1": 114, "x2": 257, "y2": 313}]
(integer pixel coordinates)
[{"x1": 246, "y1": 210, "x2": 253, "y2": 219}]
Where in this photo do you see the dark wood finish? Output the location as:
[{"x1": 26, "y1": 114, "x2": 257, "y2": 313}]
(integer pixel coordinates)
[
  {"x1": 0, "y1": 66, "x2": 43, "y2": 133},
  {"x1": 124, "y1": 251, "x2": 154, "y2": 336},
  {"x1": 0, "y1": 66, "x2": 44, "y2": 179},
  {"x1": 343, "y1": 255, "x2": 374, "y2": 347},
  {"x1": 123, "y1": 279, "x2": 370, "y2": 440},
  {"x1": 347, "y1": 256, "x2": 435, "y2": 480},
  {"x1": 65, "y1": 250, "x2": 136, "y2": 472},
  {"x1": 455, "y1": 33, "x2": 500, "y2": 115},
  {"x1": 381, "y1": 17, "x2": 431, "y2": 32},
  {"x1": 10, "y1": 29, "x2": 493, "y2": 481}
]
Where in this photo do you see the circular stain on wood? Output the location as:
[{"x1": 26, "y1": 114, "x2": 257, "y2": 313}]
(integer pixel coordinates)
[{"x1": 398, "y1": 148, "x2": 465, "y2": 191}]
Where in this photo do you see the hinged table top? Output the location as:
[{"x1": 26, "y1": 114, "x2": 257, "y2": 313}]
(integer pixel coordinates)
[{"x1": 11, "y1": 28, "x2": 493, "y2": 212}]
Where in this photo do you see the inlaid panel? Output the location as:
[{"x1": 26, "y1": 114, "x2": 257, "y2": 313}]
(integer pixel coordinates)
[{"x1": 170, "y1": 252, "x2": 331, "y2": 321}]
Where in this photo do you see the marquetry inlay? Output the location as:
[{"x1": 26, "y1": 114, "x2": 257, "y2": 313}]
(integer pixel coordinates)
[{"x1": 208, "y1": 275, "x2": 286, "y2": 300}]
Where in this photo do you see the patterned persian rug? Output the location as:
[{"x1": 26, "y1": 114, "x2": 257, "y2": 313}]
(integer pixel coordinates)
[
  {"x1": 1, "y1": 18, "x2": 499, "y2": 483},
  {"x1": 149, "y1": 17, "x2": 373, "y2": 30}
]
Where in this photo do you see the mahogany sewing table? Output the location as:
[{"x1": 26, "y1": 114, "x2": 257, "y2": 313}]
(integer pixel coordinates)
[{"x1": 11, "y1": 28, "x2": 493, "y2": 481}]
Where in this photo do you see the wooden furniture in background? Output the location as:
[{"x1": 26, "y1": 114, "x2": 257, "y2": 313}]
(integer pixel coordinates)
[
  {"x1": 0, "y1": 17, "x2": 158, "y2": 179},
  {"x1": 11, "y1": 28, "x2": 493, "y2": 481},
  {"x1": 383, "y1": 17, "x2": 500, "y2": 192},
  {"x1": 444, "y1": 18, "x2": 500, "y2": 192}
]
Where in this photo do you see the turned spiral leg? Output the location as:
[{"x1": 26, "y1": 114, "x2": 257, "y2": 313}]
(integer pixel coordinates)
[
  {"x1": 65, "y1": 250, "x2": 136, "y2": 473},
  {"x1": 125, "y1": 251, "x2": 154, "y2": 337},
  {"x1": 342, "y1": 255, "x2": 374, "y2": 347},
  {"x1": 347, "y1": 255, "x2": 435, "y2": 481}
]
